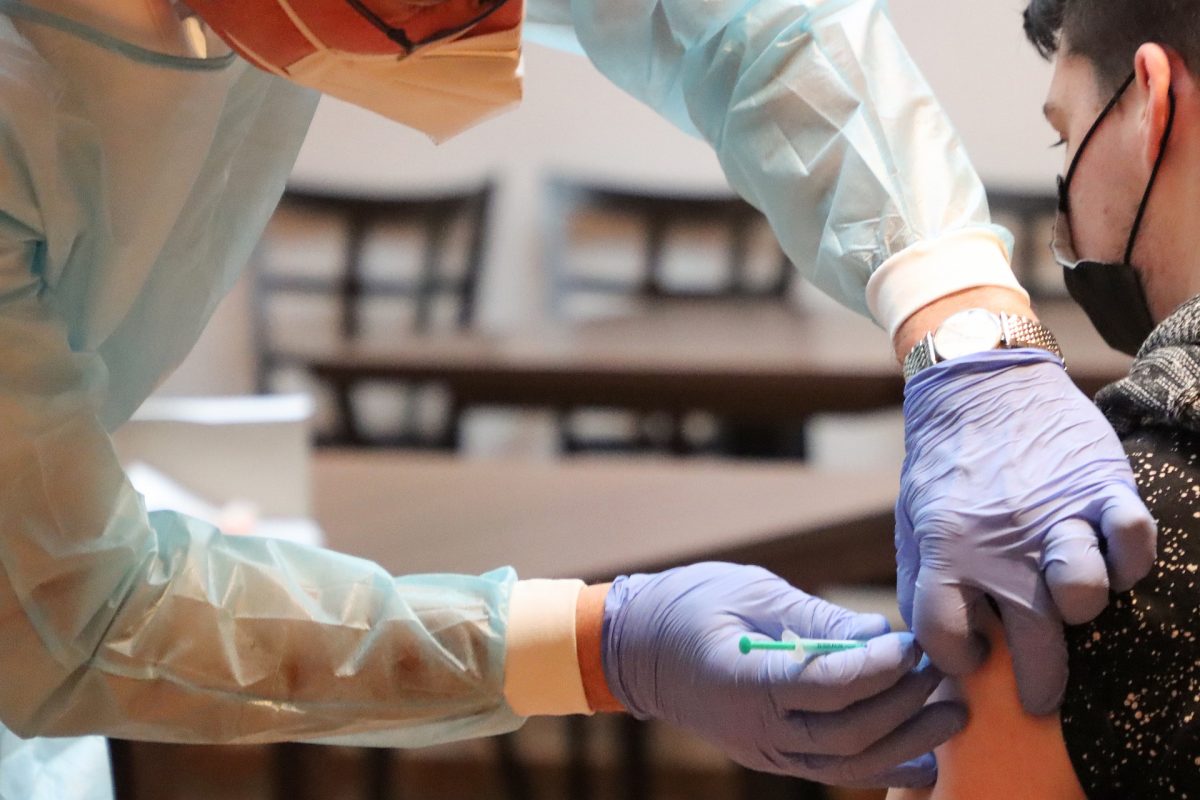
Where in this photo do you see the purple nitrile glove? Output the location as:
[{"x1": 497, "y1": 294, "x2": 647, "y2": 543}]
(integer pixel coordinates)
[
  {"x1": 898, "y1": 349, "x2": 1157, "y2": 715},
  {"x1": 601, "y1": 562, "x2": 966, "y2": 789}
]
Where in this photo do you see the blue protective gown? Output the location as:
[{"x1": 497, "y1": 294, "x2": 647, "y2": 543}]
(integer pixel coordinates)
[
  {"x1": 0, "y1": 0, "x2": 1007, "y2": 797},
  {"x1": 0, "y1": 5, "x2": 522, "y2": 799}
]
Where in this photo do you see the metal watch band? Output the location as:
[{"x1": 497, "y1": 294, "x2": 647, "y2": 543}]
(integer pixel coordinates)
[
  {"x1": 1001, "y1": 313, "x2": 1064, "y2": 363},
  {"x1": 902, "y1": 312, "x2": 1064, "y2": 381},
  {"x1": 902, "y1": 333, "x2": 937, "y2": 379}
]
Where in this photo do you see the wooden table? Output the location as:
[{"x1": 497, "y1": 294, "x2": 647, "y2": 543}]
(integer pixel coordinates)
[
  {"x1": 311, "y1": 451, "x2": 896, "y2": 800},
  {"x1": 302, "y1": 299, "x2": 1132, "y2": 422},
  {"x1": 312, "y1": 451, "x2": 903, "y2": 588}
]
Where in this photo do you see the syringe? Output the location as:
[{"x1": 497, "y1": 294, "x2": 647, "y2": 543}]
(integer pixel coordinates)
[{"x1": 739, "y1": 630, "x2": 868, "y2": 658}]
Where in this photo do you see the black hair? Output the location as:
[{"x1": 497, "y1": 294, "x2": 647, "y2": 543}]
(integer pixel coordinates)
[{"x1": 1023, "y1": 0, "x2": 1200, "y2": 92}]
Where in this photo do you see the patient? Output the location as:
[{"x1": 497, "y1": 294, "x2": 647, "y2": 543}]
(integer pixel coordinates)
[
  {"x1": 891, "y1": 1, "x2": 1200, "y2": 796},
  {"x1": 889, "y1": 405, "x2": 1200, "y2": 798}
]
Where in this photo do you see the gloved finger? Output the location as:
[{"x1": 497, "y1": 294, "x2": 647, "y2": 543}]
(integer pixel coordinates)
[
  {"x1": 796, "y1": 701, "x2": 967, "y2": 789},
  {"x1": 781, "y1": 656, "x2": 945, "y2": 757},
  {"x1": 1099, "y1": 484, "x2": 1157, "y2": 592},
  {"x1": 777, "y1": 592, "x2": 892, "y2": 641},
  {"x1": 1041, "y1": 518, "x2": 1110, "y2": 624},
  {"x1": 996, "y1": 599, "x2": 1068, "y2": 715},
  {"x1": 910, "y1": 569, "x2": 988, "y2": 677},
  {"x1": 894, "y1": 499, "x2": 918, "y2": 630},
  {"x1": 839, "y1": 753, "x2": 939, "y2": 791},
  {"x1": 775, "y1": 632, "x2": 920, "y2": 713}
]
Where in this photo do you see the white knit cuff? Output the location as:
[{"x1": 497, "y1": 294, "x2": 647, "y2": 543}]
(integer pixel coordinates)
[
  {"x1": 503, "y1": 579, "x2": 592, "y2": 716},
  {"x1": 866, "y1": 229, "x2": 1029, "y2": 338}
]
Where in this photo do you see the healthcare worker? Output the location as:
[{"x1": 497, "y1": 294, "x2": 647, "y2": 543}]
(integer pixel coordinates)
[{"x1": 0, "y1": 0, "x2": 1158, "y2": 798}]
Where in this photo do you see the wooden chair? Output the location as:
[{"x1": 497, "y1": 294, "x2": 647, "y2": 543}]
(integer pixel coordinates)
[
  {"x1": 986, "y1": 188, "x2": 1061, "y2": 299},
  {"x1": 108, "y1": 739, "x2": 136, "y2": 800},
  {"x1": 545, "y1": 177, "x2": 794, "y2": 315},
  {"x1": 544, "y1": 178, "x2": 819, "y2": 798},
  {"x1": 543, "y1": 177, "x2": 801, "y2": 457},
  {"x1": 252, "y1": 183, "x2": 493, "y2": 448},
  {"x1": 250, "y1": 182, "x2": 535, "y2": 800}
]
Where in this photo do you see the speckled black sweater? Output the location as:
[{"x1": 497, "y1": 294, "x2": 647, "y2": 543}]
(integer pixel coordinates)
[{"x1": 1059, "y1": 298, "x2": 1200, "y2": 799}]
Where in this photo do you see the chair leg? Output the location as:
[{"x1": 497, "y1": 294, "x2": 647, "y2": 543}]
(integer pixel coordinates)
[
  {"x1": 331, "y1": 378, "x2": 362, "y2": 446},
  {"x1": 619, "y1": 715, "x2": 651, "y2": 800},
  {"x1": 366, "y1": 748, "x2": 396, "y2": 800},
  {"x1": 441, "y1": 395, "x2": 464, "y2": 451},
  {"x1": 719, "y1": 420, "x2": 807, "y2": 460},
  {"x1": 565, "y1": 716, "x2": 592, "y2": 800},
  {"x1": 792, "y1": 780, "x2": 829, "y2": 800},
  {"x1": 668, "y1": 412, "x2": 688, "y2": 456},
  {"x1": 494, "y1": 733, "x2": 535, "y2": 800},
  {"x1": 273, "y1": 742, "x2": 309, "y2": 800},
  {"x1": 557, "y1": 410, "x2": 580, "y2": 455},
  {"x1": 107, "y1": 739, "x2": 136, "y2": 800},
  {"x1": 739, "y1": 768, "x2": 828, "y2": 800}
]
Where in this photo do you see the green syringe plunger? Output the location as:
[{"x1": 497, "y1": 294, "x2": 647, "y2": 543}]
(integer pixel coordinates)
[{"x1": 739, "y1": 632, "x2": 868, "y2": 658}]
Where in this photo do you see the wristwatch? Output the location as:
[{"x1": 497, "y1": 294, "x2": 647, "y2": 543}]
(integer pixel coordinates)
[{"x1": 902, "y1": 308, "x2": 1064, "y2": 381}]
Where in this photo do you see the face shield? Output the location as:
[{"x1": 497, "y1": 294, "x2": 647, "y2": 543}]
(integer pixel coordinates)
[{"x1": 182, "y1": 0, "x2": 525, "y2": 141}]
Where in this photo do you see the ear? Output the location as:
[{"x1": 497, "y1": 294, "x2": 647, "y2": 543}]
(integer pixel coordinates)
[{"x1": 1134, "y1": 43, "x2": 1174, "y2": 171}]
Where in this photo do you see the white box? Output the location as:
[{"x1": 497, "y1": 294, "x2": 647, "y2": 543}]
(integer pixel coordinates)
[{"x1": 113, "y1": 394, "x2": 315, "y2": 518}]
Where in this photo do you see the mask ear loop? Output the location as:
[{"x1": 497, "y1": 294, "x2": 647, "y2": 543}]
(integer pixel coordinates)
[
  {"x1": 344, "y1": 0, "x2": 513, "y2": 53},
  {"x1": 1059, "y1": 72, "x2": 1136, "y2": 213},
  {"x1": 1123, "y1": 84, "x2": 1177, "y2": 263}
]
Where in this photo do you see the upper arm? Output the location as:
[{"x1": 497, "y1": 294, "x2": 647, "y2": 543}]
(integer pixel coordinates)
[{"x1": 889, "y1": 613, "x2": 1086, "y2": 800}]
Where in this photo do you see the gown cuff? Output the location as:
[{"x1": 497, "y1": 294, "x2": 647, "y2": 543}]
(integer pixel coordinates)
[
  {"x1": 866, "y1": 229, "x2": 1029, "y2": 338},
  {"x1": 503, "y1": 579, "x2": 592, "y2": 716}
]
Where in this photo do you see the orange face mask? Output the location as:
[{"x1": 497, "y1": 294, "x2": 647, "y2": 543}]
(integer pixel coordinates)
[{"x1": 183, "y1": 0, "x2": 525, "y2": 141}]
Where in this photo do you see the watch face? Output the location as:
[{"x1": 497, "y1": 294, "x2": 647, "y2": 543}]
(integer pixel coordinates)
[{"x1": 932, "y1": 308, "x2": 1004, "y2": 361}]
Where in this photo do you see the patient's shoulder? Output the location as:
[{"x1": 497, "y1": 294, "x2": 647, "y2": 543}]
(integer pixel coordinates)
[{"x1": 1061, "y1": 423, "x2": 1200, "y2": 798}]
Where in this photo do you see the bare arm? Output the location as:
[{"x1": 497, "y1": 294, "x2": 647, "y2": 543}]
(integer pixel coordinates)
[{"x1": 887, "y1": 613, "x2": 1085, "y2": 800}]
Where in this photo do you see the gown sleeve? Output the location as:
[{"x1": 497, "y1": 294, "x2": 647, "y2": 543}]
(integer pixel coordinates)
[
  {"x1": 0, "y1": 30, "x2": 524, "y2": 749},
  {"x1": 525, "y1": 0, "x2": 1014, "y2": 321}
]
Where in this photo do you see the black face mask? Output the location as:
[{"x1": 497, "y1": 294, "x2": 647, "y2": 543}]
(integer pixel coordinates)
[{"x1": 1052, "y1": 71, "x2": 1176, "y2": 356}]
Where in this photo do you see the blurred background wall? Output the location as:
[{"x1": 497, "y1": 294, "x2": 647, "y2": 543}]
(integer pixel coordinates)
[{"x1": 159, "y1": 0, "x2": 1060, "y2": 398}]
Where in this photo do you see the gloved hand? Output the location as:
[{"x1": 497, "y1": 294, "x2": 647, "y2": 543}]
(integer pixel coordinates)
[
  {"x1": 898, "y1": 349, "x2": 1157, "y2": 715},
  {"x1": 602, "y1": 562, "x2": 966, "y2": 788}
]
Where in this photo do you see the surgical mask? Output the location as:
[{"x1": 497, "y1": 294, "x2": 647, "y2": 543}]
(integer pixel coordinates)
[
  {"x1": 1052, "y1": 71, "x2": 1176, "y2": 356},
  {"x1": 185, "y1": 0, "x2": 525, "y2": 142}
]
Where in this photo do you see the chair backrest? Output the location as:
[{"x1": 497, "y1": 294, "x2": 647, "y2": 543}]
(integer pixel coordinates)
[
  {"x1": 545, "y1": 178, "x2": 794, "y2": 319},
  {"x1": 252, "y1": 182, "x2": 493, "y2": 392},
  {"x1": 250, "y1": 182, "x2": 493, "y2": 448},
  {"x1": 543, "y1": 179, "x2": 801, "y2": 456},
  {"x1": 987, "y1": 188, "x2": 1061, "y2": 299}
]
